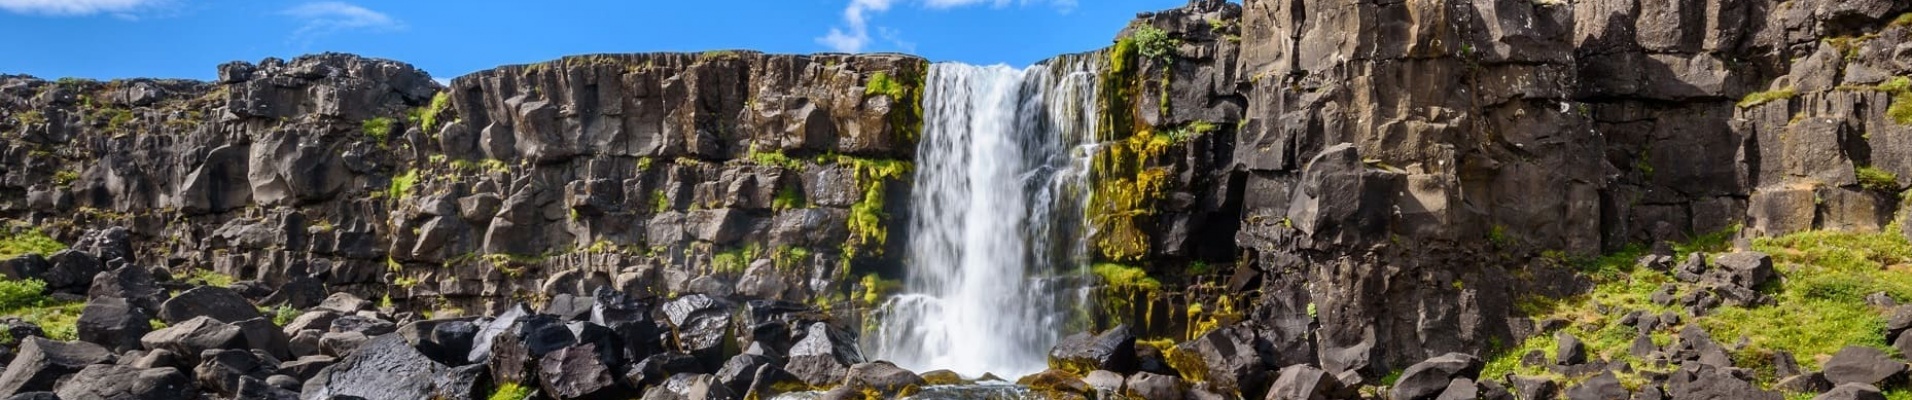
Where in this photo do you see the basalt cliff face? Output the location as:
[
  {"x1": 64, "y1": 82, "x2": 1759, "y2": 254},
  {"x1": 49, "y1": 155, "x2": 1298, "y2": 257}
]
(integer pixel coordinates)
[{"x1": 0, "y1": 0, "x2": 1910, "y2": 398}]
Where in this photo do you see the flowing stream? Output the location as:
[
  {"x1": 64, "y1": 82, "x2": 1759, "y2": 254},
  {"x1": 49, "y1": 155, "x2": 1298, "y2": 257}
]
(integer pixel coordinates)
[{"x1": 869, "y1": 56, "x2": 1102, "y2": 379}]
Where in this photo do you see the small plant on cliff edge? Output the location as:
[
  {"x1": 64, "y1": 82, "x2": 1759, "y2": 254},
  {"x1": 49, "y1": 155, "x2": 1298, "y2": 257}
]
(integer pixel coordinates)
[
  {"x1": 1856, "y1": 166, "x2": 1901, "y2": 192},
  {"x1": 1131, "y1": 25, "x2": 1177, "y2": 62},
  {"x1": 388, "y1": 169, "x2": 419, "y2": 201},
  {"x1": 1880, "y1": 76, "x2": 1912, "y2": 125},
  {"x1": 1737, "y1": 87, "x2": 1798, "y2": 109}
]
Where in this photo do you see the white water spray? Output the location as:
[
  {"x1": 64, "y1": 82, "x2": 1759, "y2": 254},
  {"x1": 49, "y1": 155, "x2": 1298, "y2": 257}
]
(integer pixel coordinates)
[{"x1": 870, "y1": 56, "x2": 1101, "y2": 379}]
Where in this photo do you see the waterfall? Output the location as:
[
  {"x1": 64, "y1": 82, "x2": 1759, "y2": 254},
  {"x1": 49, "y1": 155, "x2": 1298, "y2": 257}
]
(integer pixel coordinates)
[{"x1": 870, "y1": 56, "x2": 1101, "y2": 379}]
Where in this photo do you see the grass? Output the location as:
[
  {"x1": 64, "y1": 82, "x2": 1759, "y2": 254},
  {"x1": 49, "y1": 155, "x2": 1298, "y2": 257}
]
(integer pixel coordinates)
[
  {"x1": 865, "y1": 71, "x2": 905, "y2": 99},
  {"x1": 0, "y1": 227, "x2": 67, "y2": 260},
  {"x1": 1131, "y1": 25, "x2": 1176, "y2": 62},
  {"x1": 415, "y1": 91, "x2": 452, "y2": 134},
  {"x1": 0, "y1": 279, "x2": 82, "y2": 341},
  {"x1": 1857, "y1": 166, "x2": 1901, "y2": 192},
  {"x1": 1485, "y1": 227, "x2": 1912, "y2": 388},
  {"x1": 748, "y1": 147, "x2": 805, "y2": 170},
  {"x1": 1882, "y1": 76, "x2": 1912, "y2": 125},
  {"x1": 362, "y1": 117, "x2": 395, "y2": 142},
  {"x1": 186, "y1": 269, "x2": 235, "y2": 287},
  {"x1": 773, "y1": 184, "x2": 805, "y2": 211},
  {"x1": 1737, "y1": 87, "x2": 1798, "y2": 109},
  {"x1": 388, "y1": 169, "x2": 419, "y2": 201},
  {"x1": 488, "y1": 382, "x2": 533, "y2": 400}
]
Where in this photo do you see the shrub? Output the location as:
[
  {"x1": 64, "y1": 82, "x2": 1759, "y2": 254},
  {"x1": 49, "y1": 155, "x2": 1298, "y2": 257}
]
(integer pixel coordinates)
[
  {"x1": 0, "y1": 228, "x2": 66, "y2": 260},
  {"x1": 1856, "y1": 166, "x2": 1901, "y2": 192},
  {"x1": 1131, "y1": 25, "x2": 1177, "y2": 62},
  {"x1": 0, "y1": 279, "x2": 48, "y2": 311},
  {"x1": 362, "y1": 117, "x2": 395, "y2": 141}
]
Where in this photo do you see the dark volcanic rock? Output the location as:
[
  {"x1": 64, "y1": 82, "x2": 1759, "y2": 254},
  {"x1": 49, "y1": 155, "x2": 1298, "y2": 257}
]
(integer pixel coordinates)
[
  {"x1": 1816, "y1": 383, "x2": 1887, "y2": 400},
  {"x1": 300, "y1": 334, "x2": 444, "y2": 400},
  {"x1": 0, "y1": 338, "x2": 114, "y2": 396},
  {"x1": 1823, "y1": 346, "x2": 1907, "y2": 386},
  {"x1": 194, "y1": 348, "x2": 279, "y2": 397},
  {"x1": 843, "y1": 361, "x2": 927, "y2": 398},
  {"x1": 156, "y1": 286, "x2": 263, "y2": 324},
  {"x1": 1390, "y1": 353, "x2": 1483, "y2": 400},
  {"x1": 1048, "y1": 324, "x2": 1139, "y2": 374},
  {"x1": 626, "y1": 353, "x2": 705, "y2": 390},
  {"x1": 1267, "y1": 364, "x2": 1340, "y2": 400},
  {"x1": 1665, "y1": 364, "x2": 1780, "y2": 400},
  {"x1": 661, "y1": 294, "x2": 736, "y2": 370},
  {"x1": 52, "y1": 364, "x2": 195, "y2": 400},
  {"x1": 784, "y1": 322, "x2": 863, "y2": 387},
  {"x1": 86, "y1": 265, "x2": 166, "y2": 312},
  {"x1": 1169, "y1": 325, "x2": 1267, "y2": 398},
  {"x1": 75, "y1": 296, "x2": 151, "y2": 353},
  {"x1": 1566, "y1": 371, "x2": 1628, "y2": 400},
  {"x1": 537, "y1": 343, "x2": 624, "y2": 400}
]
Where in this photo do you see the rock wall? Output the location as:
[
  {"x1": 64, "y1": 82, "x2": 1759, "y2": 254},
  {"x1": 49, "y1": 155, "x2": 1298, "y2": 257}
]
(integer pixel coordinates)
[{"x1": 1, "y1": 51, "x2": 929, "y2": 319}]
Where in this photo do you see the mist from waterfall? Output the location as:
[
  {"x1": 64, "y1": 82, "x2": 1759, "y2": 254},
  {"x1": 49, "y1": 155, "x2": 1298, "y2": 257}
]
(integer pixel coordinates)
[{"x1": 869, "y1": 56, "x2": 1102, "y2": 379}]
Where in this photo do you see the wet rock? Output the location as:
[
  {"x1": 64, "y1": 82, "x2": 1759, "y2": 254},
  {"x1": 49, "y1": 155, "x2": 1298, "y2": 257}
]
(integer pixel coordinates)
[
  {"x1": 1018, "y1": 368, "x2": 1091, "y2": 398},
  {"x1": 1168, "y1": 325, "x2": 1266, "y2": 397},
  {"x1": 1048, "y1": 324, "x2": 1139, "y2": 374},
  {"x1": 75, "y1": 296, "x2": 151, "y2": 353},
  {"x1": 1084, "y1": 370, "x2": 1125, "y2": 397},
  {"x1": 299, "y1": 334, "x2": 444, "y2": 400},
  {"x1": 0, "y1": 338, "x2": 114, "y2": 396},
  {"x1": 1823, "y1": 346, "x2": 1906, "y2": 386},
  {"x1": 52, "y1": 364, "x2": 194, "y2": 400},
  {"x1": 1390, "y1": 353, "x2": 1483, "y2": 400},
  {"x1": 156, "y1": 286, "x2": 263, "y2": 324},
  {"x1": 844, "y1": 361, "x2": 927, "y2": 398}
]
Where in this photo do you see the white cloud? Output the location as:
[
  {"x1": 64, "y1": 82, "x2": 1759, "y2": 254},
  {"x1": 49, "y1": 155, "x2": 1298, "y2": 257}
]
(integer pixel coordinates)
[
  {"x1": 816, "y1": 0, "x2": 1074, "y2": 53},
  {"x1": 0, "y1": 0, "x2": 161, "y2": 17},
  {"x1": 282, "y1": 1, "x2": 403, "y2": 41}
]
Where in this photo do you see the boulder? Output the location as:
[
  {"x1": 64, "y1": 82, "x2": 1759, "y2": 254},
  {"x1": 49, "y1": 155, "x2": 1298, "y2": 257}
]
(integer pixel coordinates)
[
  {"x1": 1710, "y1": 252, "x2": 1775, "y2": 288},
  {"x1": 0, "y1": 338, "x2": 115, "y2": 396},
  {"x1": 1266, "y1": 364, "x2": 1340, "y2": 400},
  {"x1": 1665, "y1": 364, "x2": 1780, "y2": 400},
  {"x1": 194, "y1": 348, "x2": 279, "y2": 397},
  {"x1": 43, "y1": 250, "x2": 103, "y2": 294},
  {"x1": 432, "y1": 364, "x2": 493, "y2": 400},
  {"x1": 1047, "y1": 325, "x2": 1139, "y2": 374},
  {"x1": 1389, "y1": 353, "x2": 1483, "y2": 400},
  {"x1": 1815, "y1": 383, "x2": 1886, "y2": 400},
  {"x1": 330, "y1": 315, "x2": 397, "y2": 336},
  {"x1": 625, "y1": 353, "x2": 705, "y2": 389},
  {"x1": 315, "y1": 292, "x2": 374, "y2": 314},
  {"x1": 486, "y1": 314, "x2": 574, "y2": 387},
  {"x1": 299, "y1": 334, "x2": 445, "y2": 400},
  {"x1": 75, "y1": 296, "x2": 151, "y2": 353},
  {"x1": 785, "y1": 322, "x2": 863, "y2": 387},
  {"x1": 1168, "y1": 325, "x2": 1267, "y2": 397},
  {"x1": 537, "y1": 343, "x2": 624, "y2": 399},
  {"x1": 843, "y1": 361, "x2": 927, "y2": 398},
  {"x1": 1823, "y1": 346, "x2": 1906, "y2": 386},
  {"x1": 1126, "y1": 371, "x2": 1184, "y2": 400},
  {"x1": 640, "y1": 373, "x2": 733, "y2": 400},
  {"x1": 279, "y1": 355, "x2": 336, "y2": 381},
  {"x1": 1565, "y1": 371, "x2": 1628, "y2": 400},
  {"x1": 156, "y1": 286, "x2": 264, "y2": 324},
  {"x1": 260, "y1": 276, "x2": 325, "y2": 310},
  {"x1": 235, "y1": 317, "x2": 293, "y2": 361},
  {"x1": 1084, "y1": 370, "x2": 1125, "y2": 396},
  {"x1": 1556, "y1": 332, "x2": 1587, "y2": 365},
  {"x1": 661, "y1": 294, "x2": 736, "y2": 370},
  {"x1": 86, "y1": 265, "x2": 165, "y2": 312},
  {"x1": 1017, "y1": 368, "x2": 1091, "y2": 398},
  {"x1": 51, "y1": 364, "x2": 194, "y2": 400}
]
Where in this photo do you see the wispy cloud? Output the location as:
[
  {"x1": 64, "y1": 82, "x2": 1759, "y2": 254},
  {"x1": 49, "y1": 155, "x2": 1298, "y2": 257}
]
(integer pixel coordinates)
[
  {"x1": 282, "y1": 1, "x2": 403, "y2": 42},
  {"x1": 816, "y1": 0, "x2": 1075, "y2": 53},
  {"x1": 0, "y1": 0, "x2": 164, "y2": 17}
]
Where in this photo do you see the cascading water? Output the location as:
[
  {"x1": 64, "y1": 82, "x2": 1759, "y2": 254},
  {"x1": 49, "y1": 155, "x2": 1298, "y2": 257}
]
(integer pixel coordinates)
[{"x1": 870, "y1": 55, "x2": 1102, "y2": 379}]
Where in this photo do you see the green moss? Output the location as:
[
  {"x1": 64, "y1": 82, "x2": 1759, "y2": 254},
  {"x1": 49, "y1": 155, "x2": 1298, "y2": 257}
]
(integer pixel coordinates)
[
  {"x1": 1893, "y1": 12, "x2": 1912, "y2": 27},
  {"x1": 651, "y1": 190, "x2": 672, "y2": 214},
  {"x1": 1857, "y1": 166, "x2": 1901, "y2": 192},
  {"x1": 773, "y1": 185, "x2": 805, "y2": 211},
  {"x1": 1092, "y1": 263, "x2": 1160, "y2": 291},
  {"x1": 16, "y1": 110, "x2": 46, "y2": 125},
  {"x1": 712, "y1": 244, "x2": 758, "y2": 274},
  {"x1": 837, "y1": 156, "x2": 913, "y2": 258},
  {"x1": 858, "y1": 273, "x2": 901, "y2": 307},
  {"x1": 488, "y1": 382, "x2": 533, "y2": 400},
  {"x1": 1882, "y1": 76, "x2": 1912, "y2": 125},
  {"x1": 51, "y1": 170, "x2": 79, "y2": 187},
  {"x1": 1737, "y1": 87, "x2": 1797, "y2": 109},
  {"x1": 0, "y1": 228, "x2": 66, "y2": 260},
  {"x1": 748, "y1": 147, "x2": 804, "y2": 170},
  {"x1": 388, "y1": 169, "x2": 419, "y2": 201},
  {"x1": 362, "y1": 117, "x2": 396, "y2": 142},
  {"x1": 0, "y1": 279, "x2": 47, "y2": 311},
  {"x1": 863, "y1": 63, "x2": 927, "y2": 144},
  {"x1": 772, "y1": 246, "x2": 812, "y2": 271}
]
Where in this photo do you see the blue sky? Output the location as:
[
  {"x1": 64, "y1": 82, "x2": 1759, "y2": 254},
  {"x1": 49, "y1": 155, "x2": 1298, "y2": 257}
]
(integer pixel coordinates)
[{"x1": 0, "y1": 0, "x2": 1204, "y2": 82}]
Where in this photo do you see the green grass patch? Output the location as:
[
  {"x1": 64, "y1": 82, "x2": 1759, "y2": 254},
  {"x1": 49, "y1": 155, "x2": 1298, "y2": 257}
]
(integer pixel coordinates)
[
  {"x1": 1487, "y1": 228, "x2": 1912, "y2": 385},
  {"x1": 747, "y1": 147, "x2": 804, "y2": 170},
  {"x1": 1131, "y1": 25, "x2": 1177, "y2": 62},
  {"x1": 1737, "y1": 87, "x2": 1798, "y2": 109},
  {"x1": 1857, "y1": 166, "x2": 1901, "y2": 192},
  {"x1": 0, "y1": 279, "x2": 48, "y2": 311},
  {"x1": 1881, "y1": 76, "x2": 1912, "y2": 125},
  {"x1": 362, "y1": 117, "x2": 396, "y2": 142},
  {"x1": 0, "y1": 228, "x2": 66, "y2": 260},
  {"x1": 773, "y1": 185, "x2": 805, "y2": 211},
  {"x1": 388, "y1": 169, "x2": 419, "y2": 201},
  {"x1": 488, "y1": 381, "x2": 533, "y2": 400},
  {"x1": 186, "y1": 269, "x2": 235, "y2": 287},
  {"x1": 0, "y1": 280, "x2": 82, "y2": 341}
]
